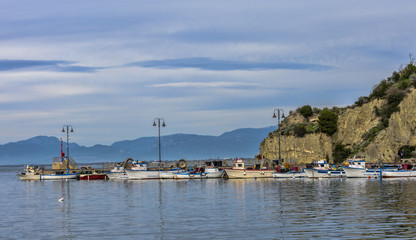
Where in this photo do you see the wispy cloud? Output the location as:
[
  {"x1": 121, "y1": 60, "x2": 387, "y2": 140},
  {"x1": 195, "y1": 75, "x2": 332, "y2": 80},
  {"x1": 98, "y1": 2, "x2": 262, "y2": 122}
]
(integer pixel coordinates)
[
  {"x1": 126, "y1": 57, "x2": 333, "y2": 71},
  {"x1": 151, "y1": 81, "x2": 256, "y2": 88},
  {"x1": 0, "y1": 59, "x2": 101, "y2": 72},
  {"x1": 0, "y1": 0, "x2": 415, "y2": 146}
]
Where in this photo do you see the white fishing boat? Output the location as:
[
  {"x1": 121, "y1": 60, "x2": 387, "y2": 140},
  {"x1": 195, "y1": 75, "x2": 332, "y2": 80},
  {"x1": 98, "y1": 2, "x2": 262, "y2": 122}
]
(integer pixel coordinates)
[
  {"x1": 304, "y1": 160, "x2": 345, "y2": 178},
  {"x1": 225, "y1": 158, "x2": 275, "y2": 179},
  {"x1": 124, "y1": 161, "x2": 161, "y2": 180},
  {"x1": 204, "y1": 167, "x2": 225, "y2": 178},
  {"x1": 342, "y1": 156, "x2": 380, "y2": 178},
  {"x1": 106, "y1": 158, "x2": 139, "y2": 180},
  {"x1": 106, "y1": 165, "x2": 129, "y2": 180},
  {"x1": 272, "y1": 170, "x2": 307, "y2": 178},
  {"x1": 382, "y1": 164, "x2": 416, "y2": 178},
  {"x1": 18, "y1": 165, "x2": 42, "y2": 180}
]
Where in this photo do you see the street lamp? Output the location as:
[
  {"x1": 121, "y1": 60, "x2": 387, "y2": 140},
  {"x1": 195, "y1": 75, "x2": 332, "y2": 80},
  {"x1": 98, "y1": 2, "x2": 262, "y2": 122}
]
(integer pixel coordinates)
[
  {"x1": 272, "y1": 109, "x2": 285, "y2": 164},
  {"x1": 153, "y1": 118, "x2": 166, "y2": 165},
  {"x1": 62, "y1": 125, "x2": 74, "y2": 173}
]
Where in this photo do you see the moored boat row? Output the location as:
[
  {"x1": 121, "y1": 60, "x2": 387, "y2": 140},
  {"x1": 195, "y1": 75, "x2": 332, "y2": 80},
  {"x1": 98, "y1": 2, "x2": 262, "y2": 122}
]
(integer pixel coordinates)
[{"x1": 18, "y1": 156, "x2": 416, "y2": 180}]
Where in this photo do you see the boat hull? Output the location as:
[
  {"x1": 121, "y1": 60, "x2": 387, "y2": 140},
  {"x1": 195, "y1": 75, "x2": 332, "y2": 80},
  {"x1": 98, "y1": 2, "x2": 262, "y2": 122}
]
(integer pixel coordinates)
[
  {"x1": 342, "y1": 167, "x2": 380, "y2": 178},
  {"x1": 272, "y1": 171, "x2": 307, "y2": 178},
  {"x1": 79, "y1": 174, "x2": 107, "y2": 180},
  {"x1": 225, "y1": 169, "x2": 275, "y2": 179},
  {"x1": 174, "y1": 172, "x2": 203, "y2": 179},
  {"x1": 382, "y1": 170, "x2": 416, "y2": 178},
  {"x1": 125, "y1": 169, "x2": 160, "y2": 179},
  {"x1": 40, "y1": 173, "x2": 78, "y2": 180},
  {"x1": 304, "y1": 169, "x2": 345, "y2": 178},
  {"x1": 205, "y1": 170, "x2": 225, "y2": 178},
  {"x1": 174, "y1": 170, "x2": 224, "y2": 179},
  {"x1": 159, "y1": 171, "x2": 178, "y2": 179},
  {"x1": 106, "y1": 171, "x2": 128, "y2": 180},
  {"x1": 18, "y1": 173, "x2": 41, "y2": 180}
]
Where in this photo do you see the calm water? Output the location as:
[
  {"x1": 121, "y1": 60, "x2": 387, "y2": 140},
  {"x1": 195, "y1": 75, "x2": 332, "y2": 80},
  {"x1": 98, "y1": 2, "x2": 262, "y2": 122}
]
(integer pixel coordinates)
[{"x1": 1, "y1": 166, "x2": 416, "y2": 239}]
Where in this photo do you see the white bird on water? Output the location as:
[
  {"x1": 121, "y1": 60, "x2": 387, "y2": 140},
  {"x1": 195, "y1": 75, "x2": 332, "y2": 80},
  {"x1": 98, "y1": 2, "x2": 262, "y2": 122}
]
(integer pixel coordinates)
[{"x1": 58, "y1": 198, "x2": 64, "y2": 202}]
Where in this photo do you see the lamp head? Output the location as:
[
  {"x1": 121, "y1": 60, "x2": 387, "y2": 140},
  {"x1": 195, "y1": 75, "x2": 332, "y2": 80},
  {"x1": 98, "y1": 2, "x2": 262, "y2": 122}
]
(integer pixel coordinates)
[
  {"x1": 272, "y1": 112, "x2": 276, "y2": 118},
  {"x1": 153, "y1": 122, "x2": 157, "y2": 127},
  {"x1": 70, "y1": 128, "x2": 74, "y2": 133},
  {"x1": 62, "y1": 128, "x2": 65, "y2": 133},
  {"x1": 162, "y1": 122, "x2": 166, "y2": 127}
]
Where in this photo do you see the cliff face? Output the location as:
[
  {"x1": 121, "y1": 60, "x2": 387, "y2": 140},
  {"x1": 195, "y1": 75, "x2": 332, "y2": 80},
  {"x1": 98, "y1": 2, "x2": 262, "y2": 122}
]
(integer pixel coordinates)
[
  {"x1": 261, "y1": 134, "x2": 332, "y2": 163},
  {"x1": 370, "y1": 90, "x2": 416, "y2": 161},
  {"x1": 260, "y1": 88, "x2": 416, "y2": 164}
]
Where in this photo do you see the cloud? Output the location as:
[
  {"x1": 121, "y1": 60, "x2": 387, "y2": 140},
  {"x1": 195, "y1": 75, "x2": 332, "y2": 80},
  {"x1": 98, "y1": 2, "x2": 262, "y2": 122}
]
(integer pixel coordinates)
[
  {"x1": 0, "y1": 83, "x2": 106, "y2": 103},
  {"x1": 151, "y1": 81, "x2": 256, "y2": 88},
  {"x1": 0, "y1": 59, "x2": 100, "y2": 72},
  {"x1": 0, "y1": 0, "x2": 415, "y2": 147},
  {"x1": 126, "y1": 57, "x2": 333, "y2": 71}
]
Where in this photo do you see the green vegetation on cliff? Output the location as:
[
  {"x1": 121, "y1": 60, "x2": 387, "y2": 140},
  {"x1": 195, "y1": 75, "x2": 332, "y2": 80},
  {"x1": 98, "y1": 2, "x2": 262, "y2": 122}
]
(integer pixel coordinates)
[
  {"x1": 356, "y1": 57, "x2": 416, "y2": 153},
  {"x1": 262, "y1": 56, "x2": 416, "y2": 163},
  {"x1": 297, "y1": 105, "x2": 313, "y2": 118},
  {"x1": 318, "y1": 109, "x2": 338, "y2": 136}
]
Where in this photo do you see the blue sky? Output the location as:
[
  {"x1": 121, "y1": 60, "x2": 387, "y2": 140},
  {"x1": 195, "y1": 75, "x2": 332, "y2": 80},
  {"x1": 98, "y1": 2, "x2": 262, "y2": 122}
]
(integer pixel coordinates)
[{"x1": 0, "y1": 0, "x2": 415, "y2": 146}]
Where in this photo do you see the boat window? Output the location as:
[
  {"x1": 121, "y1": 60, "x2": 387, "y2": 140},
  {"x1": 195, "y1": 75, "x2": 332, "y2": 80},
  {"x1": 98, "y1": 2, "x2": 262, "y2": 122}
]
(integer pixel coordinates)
[{"x1": 238, "y1": 164, "x2": 243, "y2": 168}]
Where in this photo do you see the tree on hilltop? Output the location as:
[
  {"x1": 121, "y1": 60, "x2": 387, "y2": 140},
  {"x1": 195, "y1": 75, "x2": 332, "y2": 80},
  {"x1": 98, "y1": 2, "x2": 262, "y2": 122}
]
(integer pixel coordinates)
[{"x1": 297, "y1": 105, "x2": 313, "y2": 119}]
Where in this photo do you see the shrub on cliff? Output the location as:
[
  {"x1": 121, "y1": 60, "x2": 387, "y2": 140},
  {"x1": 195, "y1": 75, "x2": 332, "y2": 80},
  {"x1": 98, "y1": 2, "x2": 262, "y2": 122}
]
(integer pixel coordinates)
[
  {"x1": 293, "y1": 124, "x2": 307, "y2": 137},
  {"x1": 370, "y1": 79, "x2": 392, "y2": 100},
  {"x1": 410, "y1": 74, "x2": 416, "y2": 88},
  {"x1": 378, "y1": 90, "x2": 406, "y2": 126},
  {"x1": 398, "y1": 61, "x2": 416, "y2": 81},
  {"x1": 333, "y1": 143, "x2": 350, "y2": 164},
  {"x1": 318, "y1": 109, "x2": 338, "y2": 136},
  {"x1": 354, "y1": 96, "x2": 369, "y2": 107},
  {"x1": 297, "y1": 105, "x2": 313, "y2": 119}
]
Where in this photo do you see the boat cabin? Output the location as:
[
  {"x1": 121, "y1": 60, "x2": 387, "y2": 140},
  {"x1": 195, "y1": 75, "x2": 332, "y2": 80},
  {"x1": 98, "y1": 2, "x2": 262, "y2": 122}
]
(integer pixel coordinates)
[
  {"x1": 131, "y1": 161, "x2": 148, "y2": 171},
  {"x1": 204, "y1": 160, "x2": 224, "y2": 168},
  {"x1": 311, "y1": 160, "x2": 329, "y2": 170},
  {"x1": 347, "y1": 157, "x2": 366, "y2": 169},
  {"x1": 233, "y1": 158, "x2": 245, "y2": 170}
]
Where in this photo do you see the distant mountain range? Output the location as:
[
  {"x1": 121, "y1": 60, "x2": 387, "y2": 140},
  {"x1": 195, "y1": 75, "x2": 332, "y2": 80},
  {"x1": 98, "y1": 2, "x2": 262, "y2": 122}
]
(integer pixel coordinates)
[{"x1": 0, "y1": 126, "x2": 275, "y2": 165}]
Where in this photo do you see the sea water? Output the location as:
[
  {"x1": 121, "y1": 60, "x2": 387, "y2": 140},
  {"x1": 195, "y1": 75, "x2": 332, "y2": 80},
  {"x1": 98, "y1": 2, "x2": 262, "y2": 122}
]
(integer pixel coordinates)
[{"x1": 1, "y1": 166, "x2": 416, "y2": 239}]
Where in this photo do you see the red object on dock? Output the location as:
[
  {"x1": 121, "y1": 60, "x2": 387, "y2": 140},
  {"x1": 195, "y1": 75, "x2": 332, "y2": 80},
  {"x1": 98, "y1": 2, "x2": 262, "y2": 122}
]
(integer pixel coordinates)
[{"x1": 79, "y1": 174, "x2": 107, "y2": 180}]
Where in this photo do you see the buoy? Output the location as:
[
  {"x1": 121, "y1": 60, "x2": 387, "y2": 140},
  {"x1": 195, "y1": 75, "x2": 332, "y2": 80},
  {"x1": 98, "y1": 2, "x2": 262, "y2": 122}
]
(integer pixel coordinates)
[{"x1": 58, "y1": 198, "x2": 64, "y2": 202}]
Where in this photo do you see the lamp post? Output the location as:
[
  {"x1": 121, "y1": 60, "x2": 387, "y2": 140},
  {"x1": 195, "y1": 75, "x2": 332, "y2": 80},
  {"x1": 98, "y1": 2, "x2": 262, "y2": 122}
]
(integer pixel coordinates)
[
  {"x1": 272, "y1": 109, "x2": 285, "y2": 164},
  {"x1": 61, "y1": 125, "x2": 74, "y2": 173},
  {"x1": 153, "y1": 118, "x2": 166, "y2": 165}
]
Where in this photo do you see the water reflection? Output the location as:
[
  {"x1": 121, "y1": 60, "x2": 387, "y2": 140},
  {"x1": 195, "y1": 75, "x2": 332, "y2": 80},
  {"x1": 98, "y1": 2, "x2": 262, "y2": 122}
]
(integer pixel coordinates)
[
  {"x1": 158, "y1": 180, "x2": 165, "y2": 239},
  {"x1": 58, "y1": 180, "x2": 72, "y2": 238},
  {"x1": 3, "y1": 165, "x2": 416, "y2": 239}
]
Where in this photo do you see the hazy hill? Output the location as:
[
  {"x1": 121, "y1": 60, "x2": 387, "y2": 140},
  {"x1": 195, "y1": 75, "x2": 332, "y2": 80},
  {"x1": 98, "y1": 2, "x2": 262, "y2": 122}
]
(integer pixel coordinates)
[{"x1": 0, "y1": 126, "x2": 275, "y2": 165}]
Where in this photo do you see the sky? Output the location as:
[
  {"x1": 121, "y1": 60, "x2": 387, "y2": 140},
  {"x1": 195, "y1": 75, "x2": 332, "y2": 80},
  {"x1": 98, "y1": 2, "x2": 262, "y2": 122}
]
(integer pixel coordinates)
[{"x1": 0, "y1": 0, "x2": 415, "y2": 146}]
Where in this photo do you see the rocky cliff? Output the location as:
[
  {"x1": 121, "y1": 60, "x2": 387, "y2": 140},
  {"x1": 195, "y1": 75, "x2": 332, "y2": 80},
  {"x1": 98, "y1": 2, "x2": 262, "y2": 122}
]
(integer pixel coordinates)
[{"x1": 260, "y1": 86, "x2": 416, "y2": 164}]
